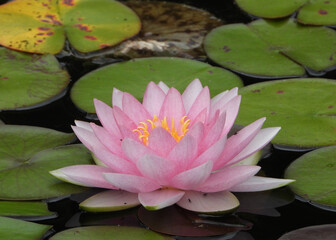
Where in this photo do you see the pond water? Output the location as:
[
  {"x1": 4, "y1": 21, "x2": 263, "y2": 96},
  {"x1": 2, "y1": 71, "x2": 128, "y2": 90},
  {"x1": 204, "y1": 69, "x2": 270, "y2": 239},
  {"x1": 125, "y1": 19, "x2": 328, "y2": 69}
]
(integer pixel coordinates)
[{"x1": 0, "y1": 0, "x2": 336, "y2": 239}]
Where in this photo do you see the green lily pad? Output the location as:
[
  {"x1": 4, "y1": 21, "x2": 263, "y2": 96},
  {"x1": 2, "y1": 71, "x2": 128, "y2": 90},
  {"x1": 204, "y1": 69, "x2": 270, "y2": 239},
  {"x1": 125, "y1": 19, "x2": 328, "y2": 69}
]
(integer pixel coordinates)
[
  {"x1": 204, "y1": 19, "x2": 336, "y2": 77},
  {"x1": 235, "y1": 0, "x2": 336, "y2": 26},
  {"x1": 284, "y1": 146, "x2": 336, "y2": 209},
  {"x1": 95, "y1": 1, "x2": 222, "y2": 59},
  {"x1": 70, "y1": 57, "x2": 243, "y2": 114},
  {"x1": 0, "y1": 0, "x2": 140, "y2": 54},
  {"x1": 0, "y1": 125, "x2": 94, "y2": 200},
  {"x1": 278, "y1": 224, "x2": 336, "y2": 240},
  {"x1": 0, "y1": 48, "x2": 69, "y2": 110},
  {"x1": 0, "y1": 216, "x2": 51, "y2": 240},
  {"x1": 235, "y1": 0, "x2": 307, "y2": 18},
  {"x1": 49, "y1": 226, "x2": 173, "y2": 240},
  {"x1": 0, "y1": 201, "x2": 56, "y2": 220},
  {"x1": 236, "y1": 78, "x2": 336, "y2": 148}
]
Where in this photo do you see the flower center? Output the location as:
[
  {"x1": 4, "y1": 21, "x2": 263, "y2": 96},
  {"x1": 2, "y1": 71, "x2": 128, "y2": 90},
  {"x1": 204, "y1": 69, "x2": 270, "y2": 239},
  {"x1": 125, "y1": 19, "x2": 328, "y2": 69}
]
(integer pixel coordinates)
[{"x1": 133, "y1": 115, "x2": 190, "y2": 145}]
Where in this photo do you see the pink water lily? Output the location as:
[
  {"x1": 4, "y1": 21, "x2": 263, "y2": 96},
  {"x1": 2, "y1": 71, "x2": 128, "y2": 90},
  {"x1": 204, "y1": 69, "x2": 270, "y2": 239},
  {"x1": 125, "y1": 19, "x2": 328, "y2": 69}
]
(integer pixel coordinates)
[{"x1": 51, "y1": 79, "x2": 294, "y2": 213}]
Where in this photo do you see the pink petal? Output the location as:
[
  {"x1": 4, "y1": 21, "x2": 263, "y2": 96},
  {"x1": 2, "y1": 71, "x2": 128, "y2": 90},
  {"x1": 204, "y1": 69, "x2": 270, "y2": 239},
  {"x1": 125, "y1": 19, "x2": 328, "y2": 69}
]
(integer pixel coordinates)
[
  {"x1": 215, "y1": 117, "x2": 266, "y2": 168},
  {"x1": 158, "y1": 81, "x2": 169, "y2": 94},
  {"x1": 199, "y1": 112, "x2": 226, "y2": 153},
  {"x1": 139, "y1": 189, "x2": 185, "y2": 210},
  {"x1": 196, "y1": 165, "x2": 261, "y2": 193},
  {"x1": 177, "y1": 191, "x2": 240, "y2": 213},
  {"x1": 136, "y1": 154, "x2": 178, "y2": 186},
  {"x1": 225, "y1": 127, "x2": 281, "y2": 166},
  {"x1": 182, "y1": 78, "x2": 203, "y2": 113},
  {"x1": 229, "y1": 176, "x2": 295, "y2": 192},
  {"x1": 190, "y1": 108, "x2": 208, "y2": 126},
  {"x1": 90, "y1": 123, "x2": 123, "y2": 156},
  {"x1": 92, "y1": 145, "x2": 139, "y2": 175},
  {"x1": 167, "y1": 135, "x2": 198, "y2": 170},
  {"x1": 74, "y1": 120, "x2": 92, "y2": 132},
  {"x1": 103, "y1": 173, "x2": 161, "y2": 193},
  {"x1": 112, "y1": 88, "x2": 123, "y2": 109},
  {"x1": 122, "y1": 92, "x2": 151, "y2": 124},
  {"x1": 121, "y1": 138, "x2": 155, "y2": 164},
  {"x1": 148, "y1": 127, "x2": 176, "y2": 157},
  {"x1": 80, "y1": 190, "x2": 140, "y2": 212},
  {"x1": 184, "y1": 122, "x2": 204, "y2": 146},
  {"x1": 143, "y1": 82, "x2": 166, "y2": 116},
  {"x1": 210, "y1": 87, "x2": 238, "y2": 118},
  {"x1": 71, "y1": 125, "x2": 104, "y2": 152},
  {"x1": 170, "y1": 161, "x2": 213, "y2": 190},
  {"x1": 50, "y1": 165, "x2": 117, "y2": 189},
  {"x1": 113, "y1": 106, "x2": 137, "y2": 131},
  {"x1": 187, "y1": 86, "x2": 210, "y2": 123},
  {"x1": 191, "y1": 136, "x2": 226, "y2": 168},
  {"x1": 159, "y1": 87, "x2": 185, "y2": 127},
  {"x1": 94, "y1": 99, "x2": 121, "y2": 138},
  {"x1": 222, "y1": 95, "x2": 241, "y2": 135}
]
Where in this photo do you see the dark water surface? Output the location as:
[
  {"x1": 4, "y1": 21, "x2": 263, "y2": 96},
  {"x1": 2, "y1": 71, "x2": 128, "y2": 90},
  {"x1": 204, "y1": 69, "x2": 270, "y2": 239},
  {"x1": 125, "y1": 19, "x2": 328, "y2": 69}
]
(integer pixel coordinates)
[{"x1": 1, "y1": 0, "x2": 336, "y2": 239}]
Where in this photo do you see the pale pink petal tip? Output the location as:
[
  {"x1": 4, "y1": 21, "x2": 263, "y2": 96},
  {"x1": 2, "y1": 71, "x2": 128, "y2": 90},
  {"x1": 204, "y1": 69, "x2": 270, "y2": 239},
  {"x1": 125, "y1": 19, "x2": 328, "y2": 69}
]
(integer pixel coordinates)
[
  {"x1": 139, "y1": 189, "x2": 185, "y2": 210},
  {"x1": 74, "y1": 120, "x2": 92, "y2": 132},
  {"x1": 177, "y1": 191, "x2": 240, "y2": 213},
  {"x1": 229, "y1": 176, "x2": 295, "y2": 192},
  {"x1": 80, "y1": 190, "x2": 140, "y2": 212},
  {"x1": 158, "y1": 81, "x2": 169, "y2": 94},
  {"x1": 112, "y1": 88, "x2": 123, "y2": 108}
]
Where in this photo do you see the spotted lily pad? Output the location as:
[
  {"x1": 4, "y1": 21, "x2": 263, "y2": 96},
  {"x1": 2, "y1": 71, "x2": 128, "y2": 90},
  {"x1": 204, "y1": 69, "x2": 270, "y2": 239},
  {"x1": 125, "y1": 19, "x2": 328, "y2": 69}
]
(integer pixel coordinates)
[
  {"x1": 204, "y1": 19, "x2": 336, "y2": 77},
  {"x1": 70, "y1": 57, "x2": 243, "y2": 114},
  {"x1": 0, "y1": 216, "x2": 51, "y2": 240},
  {"x1": 236, "y1": 78, "x2": 336, "y2": 148},
  {"x1": 49, "y1": 226, "x2": 173, "y2": 240},
  {"x1": 278, "y1": 224, "x2": 336, "y2": 240},
  {"x1": 0, "y1": 0, "x2": 140, "y2": 54},
  {"x1": 0, "y1": 48, "x2": 69, "y2": 110},
  {"x1": 0, "y1": 201, "x2": 56, "y2": 220},
  {"x1": 0, "y1": 125, "x2": 94, "y2": 200},
  {"x1": 297, "y1": 0, "x2": 336, "y2": 25},
  {"x1": 284, "y1": 146, "x2": 336, "y2": 210},
  {"x1": 95, "y1": 1, "x2": 222, "y2": 59}
]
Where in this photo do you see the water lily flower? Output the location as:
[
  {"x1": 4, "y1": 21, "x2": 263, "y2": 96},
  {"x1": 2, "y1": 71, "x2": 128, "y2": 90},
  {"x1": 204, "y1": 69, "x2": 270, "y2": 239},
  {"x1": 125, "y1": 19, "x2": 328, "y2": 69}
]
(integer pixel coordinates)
[{"x1": 51, "y1": 79, "x2": 294, "y2": 213}]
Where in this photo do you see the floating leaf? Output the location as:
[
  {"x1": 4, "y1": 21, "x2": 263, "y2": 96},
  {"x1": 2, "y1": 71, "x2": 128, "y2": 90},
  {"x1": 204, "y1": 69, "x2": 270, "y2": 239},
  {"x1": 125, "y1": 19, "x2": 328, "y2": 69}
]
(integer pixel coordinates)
[
  {"x1": 0, "y1": 48, "x2": 69, "y2": 110},
  {"x1": 0, "y1": 201, "x2": 56, "y2": 220},
  {"x1": 138, "y1": 205, "x2": 251, "y2": 237},
  {"x1": 0, "y1": 125, "x2": 94, "y2": 200},
  {"x1": 204, "y1": 19, "x2": 336, "y2": 77},
  {"x1": 0, "y1": 0, "x2": 140, "y2": 54},
  {"x1": 49, "y1": 226, "x2": 173, "y2": 240},
  {"x1": 0, "y1": 216, "x2": 51, "y2": 240},
  {"x1": 70, "y1": 57, "x2": 243, "y2": 114},
  {"x1": 94, "y1": 1, "x2": 222, "y2": 59},
  {"x1": 235, "y1": 0, "x2": 336, "y2": 26},
  {"x1": 236, "y1": 78, "x2": 336, "y2": 148},
  {"x1": 285, "y1": 146, "x2": 336, "y2": 210},
  {"x1": 278, "y1": 224, "x2": 336, "y2": 240}
]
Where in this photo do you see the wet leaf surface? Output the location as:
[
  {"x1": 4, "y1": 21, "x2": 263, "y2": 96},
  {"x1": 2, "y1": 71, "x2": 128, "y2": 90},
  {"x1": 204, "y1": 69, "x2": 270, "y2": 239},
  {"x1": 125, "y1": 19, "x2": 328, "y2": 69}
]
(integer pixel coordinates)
[
  {"x1": 0, "y1": 48, "x2": 69, "y2": 110},
  {"x1": 70, "y1": 57, "x2": 242, "y2": 114},
  {"x1": 0, "y1": 125, "x2": 94, "y2": 200},
  {"x1": 236, "y1": 78, "x2": 336, "y2": 147},
  {"x1": 278, "y1": 224, "x2": 336, "y2": 240},
  {"x1": 285, "y1": 146, "x2": 336, "y2": 210},
  {"x1": 0, "y1": 0, "x2": 140, "y2": 53},
  {"x1": 204, "y1": 19, "x2": 336, "y2": 77}
]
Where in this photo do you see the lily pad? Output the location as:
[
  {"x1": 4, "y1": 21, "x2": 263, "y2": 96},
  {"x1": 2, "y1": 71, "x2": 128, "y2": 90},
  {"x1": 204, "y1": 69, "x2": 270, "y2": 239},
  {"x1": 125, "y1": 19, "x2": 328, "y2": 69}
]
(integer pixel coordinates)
[
  {"x1": 138, "y1": 205, "x2": 251, "y2": 237},
  {"x1": 0, "y1": 48, "x2": 69, "y2": 110},
  {"x1": 0, "y1": 201, "x2": 56, "y2": 220},
  {"x1": 70, "y1": 57, "x2": 243, "y2": 114},
  {"x1": 0, "y1": 125, "x2": 94, "y2": 200},
  {"x1": 278, "y1": 224, "x2": 336, "y2": 240},
  {"x1": 0, "y1": 0, "x2": 140, "y2": 54},
  {"x1": 0, "y1": 216, "x2": 51, "y2": 240},
  {"x1": 236, "y1": 78, "x2": 336, "y2": 148},
  {"x1": 93, "y1": 1, "x2": 222, "y2": 59},
  {"x1": 284, "y1": 146, "x2": 336, "y2": 210},
  {"x1": 235, "y1": 0, "x2": 336, "y2": 25},
  {"x1": 49, "y1": 226, "x2": 173, "y2": 240},
  {"x1": 204, "y1": 19, "x2": 336, "y2": 77}
]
